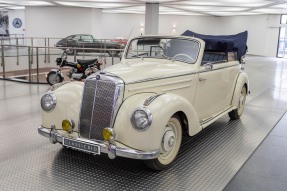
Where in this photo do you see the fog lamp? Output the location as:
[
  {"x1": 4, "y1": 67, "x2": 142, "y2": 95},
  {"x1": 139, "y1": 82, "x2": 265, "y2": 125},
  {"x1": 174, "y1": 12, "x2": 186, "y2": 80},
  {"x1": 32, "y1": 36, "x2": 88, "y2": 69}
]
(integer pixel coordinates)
[
  {"x1": 103, "y1": 128, "x2": 115, "y2": 142},
  {"x1": 62, "y1": 119, "x2": 74, "y2": 133}
]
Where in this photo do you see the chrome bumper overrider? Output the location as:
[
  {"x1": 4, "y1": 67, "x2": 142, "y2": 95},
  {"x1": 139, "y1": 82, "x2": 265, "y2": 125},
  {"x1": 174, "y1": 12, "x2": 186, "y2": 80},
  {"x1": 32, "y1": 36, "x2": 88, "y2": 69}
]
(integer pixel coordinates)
[{"x1": 38, "y1": 126, "x2": 159, "y2": 160}]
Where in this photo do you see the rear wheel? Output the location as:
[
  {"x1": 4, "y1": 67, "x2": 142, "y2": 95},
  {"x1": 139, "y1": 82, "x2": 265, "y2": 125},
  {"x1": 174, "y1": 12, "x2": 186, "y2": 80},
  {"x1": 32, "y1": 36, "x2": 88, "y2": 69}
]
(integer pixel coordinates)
[
  {"x1": 46, "y1": 71, "x2": 64, "y2": 86},
  {"x1": 229, "y1": 85, "x2": 247, "y2": 120},
  {"x1": 144, "y1": 115, "x2": 182, "y2": 171}
]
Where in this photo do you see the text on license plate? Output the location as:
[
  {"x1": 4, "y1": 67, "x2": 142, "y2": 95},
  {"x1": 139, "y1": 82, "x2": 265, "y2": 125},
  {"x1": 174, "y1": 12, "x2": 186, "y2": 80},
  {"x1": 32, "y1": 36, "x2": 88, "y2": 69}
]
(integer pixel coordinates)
[{"x1": 63, "y1": 138, "x2": 100, "y2": 155}]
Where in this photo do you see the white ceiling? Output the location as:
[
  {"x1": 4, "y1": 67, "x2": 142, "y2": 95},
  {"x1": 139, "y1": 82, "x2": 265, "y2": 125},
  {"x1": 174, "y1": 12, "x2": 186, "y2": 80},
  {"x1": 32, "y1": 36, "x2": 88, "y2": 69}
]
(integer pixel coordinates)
[{"x1": 0, "y1": 0, "x2": 287, "y2": 16}]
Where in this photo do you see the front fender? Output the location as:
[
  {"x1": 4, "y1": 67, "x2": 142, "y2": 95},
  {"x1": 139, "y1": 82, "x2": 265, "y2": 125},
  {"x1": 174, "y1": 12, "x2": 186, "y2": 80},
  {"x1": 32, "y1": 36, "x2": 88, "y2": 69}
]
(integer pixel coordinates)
[
  {"x1": 113, "y1": 93, "x2": 201, "y2": 151},
  {"x1": 231, "y1": 72, "x2": 249, "y2": 107},
  {"x1": 41, "y1": 82, "x2": 84, "y2": 131}
]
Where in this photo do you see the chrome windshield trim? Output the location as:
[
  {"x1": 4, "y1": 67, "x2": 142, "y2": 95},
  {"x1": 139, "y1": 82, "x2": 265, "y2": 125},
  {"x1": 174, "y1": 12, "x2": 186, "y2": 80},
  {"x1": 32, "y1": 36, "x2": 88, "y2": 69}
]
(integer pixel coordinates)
[{"x1": 124, "y1": 36, "x2": 201, "y2": 65}]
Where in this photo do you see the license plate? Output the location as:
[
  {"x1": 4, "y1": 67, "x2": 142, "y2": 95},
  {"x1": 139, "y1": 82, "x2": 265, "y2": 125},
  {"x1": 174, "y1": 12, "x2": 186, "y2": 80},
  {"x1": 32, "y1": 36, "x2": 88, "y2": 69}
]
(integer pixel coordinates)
[{"x1": 63, "y1": 138, "x2": 100, "y2": 155}]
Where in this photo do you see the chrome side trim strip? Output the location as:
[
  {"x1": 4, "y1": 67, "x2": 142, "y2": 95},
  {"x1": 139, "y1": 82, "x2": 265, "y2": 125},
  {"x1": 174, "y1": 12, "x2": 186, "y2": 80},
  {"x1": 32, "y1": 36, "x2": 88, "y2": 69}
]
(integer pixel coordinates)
[
  {"x1": 128, "y1": 78, "x2": 192, "y2": 92},
  {"x1": 163, "y1": 84, "x2": 192, "y2": 92},
  {"x1": 199, "y1": 64, "x2": 240, "y2": 74},
  {"x1": 200, "y1": 106, "x2": 234, "y2": 125},
  {"x1": 126, "y1": 72, "x2": 197, "y2": 85},
  {"x1": 143, "y1": 93, "x2": 165, "y2": 106},
  {"x1": 126, "y1": 64, "x2": 240, "y2": 85}
]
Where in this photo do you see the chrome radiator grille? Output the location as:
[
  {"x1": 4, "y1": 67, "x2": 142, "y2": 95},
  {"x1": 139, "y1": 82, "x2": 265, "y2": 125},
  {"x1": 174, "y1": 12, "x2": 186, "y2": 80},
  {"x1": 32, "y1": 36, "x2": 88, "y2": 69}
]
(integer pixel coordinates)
[{"x1": 79, "y1": 78, "x2": 119, "y2": 140}]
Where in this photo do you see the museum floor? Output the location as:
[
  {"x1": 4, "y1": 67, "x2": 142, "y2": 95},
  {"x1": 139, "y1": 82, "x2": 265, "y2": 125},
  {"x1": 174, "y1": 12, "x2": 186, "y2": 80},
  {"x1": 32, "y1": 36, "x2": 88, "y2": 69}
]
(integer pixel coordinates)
[{"x1": 0, "y1": 55, "x2": 287, "y2": 191}]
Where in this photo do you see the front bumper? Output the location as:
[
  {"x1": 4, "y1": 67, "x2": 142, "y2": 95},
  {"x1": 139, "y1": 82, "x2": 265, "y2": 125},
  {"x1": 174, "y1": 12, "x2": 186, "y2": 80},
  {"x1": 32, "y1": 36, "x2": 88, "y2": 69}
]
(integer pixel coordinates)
[{"x1": 38, "y1": 126, "x2": 159, "y2": 160}]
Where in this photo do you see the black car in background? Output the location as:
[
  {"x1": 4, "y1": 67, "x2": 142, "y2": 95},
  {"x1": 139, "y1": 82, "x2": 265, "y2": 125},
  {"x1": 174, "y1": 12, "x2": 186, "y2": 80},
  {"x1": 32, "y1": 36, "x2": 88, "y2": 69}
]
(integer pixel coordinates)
[{"x1": 55, "y1": 34, "x2": 124, "y2": 56}]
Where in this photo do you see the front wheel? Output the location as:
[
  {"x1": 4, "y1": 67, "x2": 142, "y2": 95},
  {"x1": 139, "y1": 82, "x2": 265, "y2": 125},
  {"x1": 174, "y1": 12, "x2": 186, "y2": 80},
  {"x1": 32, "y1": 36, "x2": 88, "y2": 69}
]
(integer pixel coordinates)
[
  {"x1": 108, "y1": 49, "x2": 120, "y2": 57},
  {"x1": 46, "y1": 71, "x2": 64, "y2": 86},
  {"x1": 144, "y1": 115, "x2": 182, "y2": 171},
  {"x1": 229, "y1": 85, "x2": 247, "y2": 120}
]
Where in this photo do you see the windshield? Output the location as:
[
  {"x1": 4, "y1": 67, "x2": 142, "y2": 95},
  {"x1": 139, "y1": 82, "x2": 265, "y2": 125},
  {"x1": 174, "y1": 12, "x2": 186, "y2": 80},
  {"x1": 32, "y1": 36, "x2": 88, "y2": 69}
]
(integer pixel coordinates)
[{"x1": 125, "y1": 37, "x2": 199, "y2": 64}]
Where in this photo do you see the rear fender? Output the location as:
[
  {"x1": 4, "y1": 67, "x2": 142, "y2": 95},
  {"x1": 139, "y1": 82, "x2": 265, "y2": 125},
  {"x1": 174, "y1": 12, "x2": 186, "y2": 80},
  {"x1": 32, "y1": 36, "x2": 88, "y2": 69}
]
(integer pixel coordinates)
[{"x1": 231, "y1": 72, "x2": 249, "y2": 107}]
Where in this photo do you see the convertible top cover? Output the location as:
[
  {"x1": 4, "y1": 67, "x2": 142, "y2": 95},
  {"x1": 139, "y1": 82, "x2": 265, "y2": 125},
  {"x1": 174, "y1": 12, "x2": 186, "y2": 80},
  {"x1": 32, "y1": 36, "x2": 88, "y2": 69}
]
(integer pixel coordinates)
[{"x1": 182, "y1": 30, "x2": 248, "y2": 60}]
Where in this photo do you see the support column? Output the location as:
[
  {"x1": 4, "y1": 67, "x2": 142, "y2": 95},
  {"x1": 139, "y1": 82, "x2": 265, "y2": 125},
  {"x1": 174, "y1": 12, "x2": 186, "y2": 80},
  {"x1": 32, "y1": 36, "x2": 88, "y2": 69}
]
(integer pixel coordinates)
[{"x1": 145, "y1": 3, "x2": 159, "y2": 35}]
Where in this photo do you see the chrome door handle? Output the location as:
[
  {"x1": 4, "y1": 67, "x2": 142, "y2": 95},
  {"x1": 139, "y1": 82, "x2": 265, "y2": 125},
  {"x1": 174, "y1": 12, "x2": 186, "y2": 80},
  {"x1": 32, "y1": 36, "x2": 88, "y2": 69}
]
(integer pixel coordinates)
[{"x1": 199, "y1": 78, "x2": 207, "y2": 82}]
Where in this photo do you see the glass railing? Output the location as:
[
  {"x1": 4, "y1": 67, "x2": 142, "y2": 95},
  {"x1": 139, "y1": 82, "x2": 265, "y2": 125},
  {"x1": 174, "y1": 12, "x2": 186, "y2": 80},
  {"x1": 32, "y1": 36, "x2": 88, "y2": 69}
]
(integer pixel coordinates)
[{"x1": 0, "y1": 44, "x2": 124, "y2": 84}]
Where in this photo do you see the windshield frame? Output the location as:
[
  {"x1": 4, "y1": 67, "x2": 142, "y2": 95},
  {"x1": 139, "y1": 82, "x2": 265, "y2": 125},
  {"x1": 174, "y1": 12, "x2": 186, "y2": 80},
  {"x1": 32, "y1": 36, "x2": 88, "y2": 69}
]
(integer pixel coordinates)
[{"x1": 124, "y1": 36, "x2": 201, "y2": 64}]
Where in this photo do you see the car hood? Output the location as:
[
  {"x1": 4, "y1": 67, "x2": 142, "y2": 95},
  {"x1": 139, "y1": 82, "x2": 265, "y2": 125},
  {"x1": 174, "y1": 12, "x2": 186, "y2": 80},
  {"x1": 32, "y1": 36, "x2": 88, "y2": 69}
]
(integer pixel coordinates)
[{"x1": 104, "y1": 59, "x2": 196, "y2": 84}]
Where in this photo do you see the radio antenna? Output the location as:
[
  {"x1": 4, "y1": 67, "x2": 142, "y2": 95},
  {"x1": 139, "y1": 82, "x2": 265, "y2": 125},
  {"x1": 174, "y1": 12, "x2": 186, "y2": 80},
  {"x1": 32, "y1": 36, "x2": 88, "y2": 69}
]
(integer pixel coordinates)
[{"x1": 127, "y1": 26, "x2": 134, "y2": 42}]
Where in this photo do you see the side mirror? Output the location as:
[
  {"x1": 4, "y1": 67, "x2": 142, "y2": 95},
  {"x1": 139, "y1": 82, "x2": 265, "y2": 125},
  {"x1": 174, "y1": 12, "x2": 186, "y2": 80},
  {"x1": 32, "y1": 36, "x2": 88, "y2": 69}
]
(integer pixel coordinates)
[
  {"x1": 205, "y1": 63, "x2": 213, "y2": 70},
  {"x1": 67, "y1": 37, "x2": 73, "y2": 41}
]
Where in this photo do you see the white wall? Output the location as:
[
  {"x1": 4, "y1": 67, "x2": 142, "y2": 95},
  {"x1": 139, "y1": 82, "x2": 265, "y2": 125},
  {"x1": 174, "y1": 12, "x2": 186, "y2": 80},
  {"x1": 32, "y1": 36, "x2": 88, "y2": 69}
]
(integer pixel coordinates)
[
  {"x1": 101, "y1": 13, "x2": 145, "y2": 39},
  {"x1": 25, "y1": 6, "x2": 93, "y2": 38},
  {"x1": 159, "y1": 15, "x2": 220, "y2": 35},
  {"x1": 24, "y1": 7, "x2": 280, "y2": 57},
  {"x1": 218, "y1": 15, "x2": 280, "y2": 57},
  {"x1": 8, "y1": 9, "x2": 25, "y2": 35}
]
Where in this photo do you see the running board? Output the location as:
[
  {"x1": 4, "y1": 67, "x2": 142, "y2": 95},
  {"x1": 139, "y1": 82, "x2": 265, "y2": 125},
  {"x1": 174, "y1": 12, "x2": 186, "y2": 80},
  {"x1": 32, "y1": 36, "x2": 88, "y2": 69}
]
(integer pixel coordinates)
[{"x1": 200, "y1": 106, "x2": 236, "y2": 129}]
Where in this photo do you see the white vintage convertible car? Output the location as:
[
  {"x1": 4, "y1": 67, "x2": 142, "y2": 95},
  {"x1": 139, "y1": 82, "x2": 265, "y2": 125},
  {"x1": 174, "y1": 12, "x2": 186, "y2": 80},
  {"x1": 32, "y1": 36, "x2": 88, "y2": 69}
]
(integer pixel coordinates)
[{"x1": 38, "y1": 33, "x2": 249, "y2": 170}]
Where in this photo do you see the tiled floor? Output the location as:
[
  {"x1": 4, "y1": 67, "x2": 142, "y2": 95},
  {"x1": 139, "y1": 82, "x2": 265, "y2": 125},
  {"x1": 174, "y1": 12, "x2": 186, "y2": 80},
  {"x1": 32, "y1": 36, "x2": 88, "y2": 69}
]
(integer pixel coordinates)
[
  {"x1": 224, "y1": 112, "x2": 287, "y2": 191},
  {"x1": 0, "y1": 55, "x2": 287, "y2": 190}
]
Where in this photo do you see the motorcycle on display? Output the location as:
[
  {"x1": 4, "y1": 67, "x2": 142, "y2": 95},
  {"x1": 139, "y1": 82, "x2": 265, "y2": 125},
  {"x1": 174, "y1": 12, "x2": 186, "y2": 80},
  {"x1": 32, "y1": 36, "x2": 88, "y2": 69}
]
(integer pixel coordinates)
[{"x1": 46, "y1": 50, "x2": 101, "y2": 86}]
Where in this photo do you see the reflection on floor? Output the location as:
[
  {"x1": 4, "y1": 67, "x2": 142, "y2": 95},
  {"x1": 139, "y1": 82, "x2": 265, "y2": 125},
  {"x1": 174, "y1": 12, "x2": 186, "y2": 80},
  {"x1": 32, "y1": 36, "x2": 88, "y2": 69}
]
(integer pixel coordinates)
[{"x1": 0, "y1": 55, "x2": 287, "y2": 191}]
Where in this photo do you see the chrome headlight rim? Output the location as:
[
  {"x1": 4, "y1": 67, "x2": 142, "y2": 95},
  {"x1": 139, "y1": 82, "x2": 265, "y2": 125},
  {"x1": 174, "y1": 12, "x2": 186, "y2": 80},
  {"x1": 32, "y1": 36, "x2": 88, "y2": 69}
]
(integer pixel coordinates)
[
  {"x1": 130, "y1": 107, "x2": 153, "y2": 131},
  {"x1": 41, "y1": 92, "x2": 57, "y2": 112}
]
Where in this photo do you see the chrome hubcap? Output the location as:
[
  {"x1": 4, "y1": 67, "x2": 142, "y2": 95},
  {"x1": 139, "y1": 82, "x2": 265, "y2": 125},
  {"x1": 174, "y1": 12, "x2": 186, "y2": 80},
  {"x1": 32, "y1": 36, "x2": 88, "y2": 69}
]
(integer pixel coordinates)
[{"x1": 162, "y1": 130, "x2": 175, "y2": 153}]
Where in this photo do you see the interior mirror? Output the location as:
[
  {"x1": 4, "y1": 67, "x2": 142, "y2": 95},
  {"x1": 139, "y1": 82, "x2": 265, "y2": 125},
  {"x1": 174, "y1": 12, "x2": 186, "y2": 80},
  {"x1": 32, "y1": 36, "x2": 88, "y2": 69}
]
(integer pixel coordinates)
[{"x1": 205, "y1": 63, "x2": 213, "y2": 70}]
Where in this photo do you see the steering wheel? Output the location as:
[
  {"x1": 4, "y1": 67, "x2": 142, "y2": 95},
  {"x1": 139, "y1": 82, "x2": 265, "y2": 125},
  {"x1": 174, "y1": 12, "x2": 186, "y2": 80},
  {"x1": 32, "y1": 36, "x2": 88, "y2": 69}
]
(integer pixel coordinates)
[{"x1": 173, "y1": 54, "x2": 195, "y2": 63}]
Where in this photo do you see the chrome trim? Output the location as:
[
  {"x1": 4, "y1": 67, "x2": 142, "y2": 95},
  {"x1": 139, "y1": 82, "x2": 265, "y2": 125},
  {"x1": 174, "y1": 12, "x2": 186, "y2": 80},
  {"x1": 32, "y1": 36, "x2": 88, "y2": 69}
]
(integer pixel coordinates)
[
  {"x1": 79, "y1": 72, "x2": 124, "y2": 139},
  {"x1": 130, "y1": 107, "x2": 153, "y2": 132},
  {"x1": 124, "y1": 35, "x2": 201, "y2": 64},
  {"x1": 38, "y1": 126, "x2": 159, "y2": 160},
  {"x1": 128, "y1": 78, "x2": 192, "y2": 92},
  {"x1": 111, "y1": 84, "x2": 124, "y2": 127},
  {"x1": 199, "y1": 63, "x2": 240, "y2": 73},
  {"x1": 40, "y1": 92, "x2": 57, "y2": 112},
  {"x1": 143, "y1": 93, "x2": 164, "y2": 106},
  {"x1": 126, "y1": 71, "x2": 197, "y2": 85},
  {"x1": 163, "y1": 84, "x2": 192, "y2": 92}
]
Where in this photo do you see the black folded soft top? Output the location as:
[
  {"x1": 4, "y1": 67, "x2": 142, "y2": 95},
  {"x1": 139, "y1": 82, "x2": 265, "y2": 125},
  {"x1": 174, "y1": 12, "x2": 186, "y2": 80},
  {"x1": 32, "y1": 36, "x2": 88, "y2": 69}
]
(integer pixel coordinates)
[{"x1": 182, "y1": 30, "x2": 248, "y2": 60}]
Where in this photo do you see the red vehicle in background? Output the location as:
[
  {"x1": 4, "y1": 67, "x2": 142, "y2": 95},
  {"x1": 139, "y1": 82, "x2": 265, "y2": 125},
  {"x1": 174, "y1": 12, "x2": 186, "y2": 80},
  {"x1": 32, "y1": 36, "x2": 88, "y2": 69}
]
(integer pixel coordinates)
[{"x1": 111, "y1": 36, "x2": 128, "y2": 46}]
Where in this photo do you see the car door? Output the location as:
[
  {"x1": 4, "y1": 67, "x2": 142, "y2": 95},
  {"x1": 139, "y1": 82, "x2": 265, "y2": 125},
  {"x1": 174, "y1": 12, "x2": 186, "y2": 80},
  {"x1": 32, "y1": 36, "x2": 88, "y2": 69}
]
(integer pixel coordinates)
[{"x1": 193, "y1": 61, "x2": 239, "y2": 122}]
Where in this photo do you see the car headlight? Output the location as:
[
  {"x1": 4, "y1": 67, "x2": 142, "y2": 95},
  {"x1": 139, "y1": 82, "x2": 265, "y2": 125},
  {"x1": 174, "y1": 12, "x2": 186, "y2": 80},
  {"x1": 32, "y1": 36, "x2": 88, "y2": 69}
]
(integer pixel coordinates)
[
  {"x1": 131, "y1": 107, "x2": 152, "y2": 131},
  {"x1": 41, "y1": 92, "x2": 57, "y2": 112}
]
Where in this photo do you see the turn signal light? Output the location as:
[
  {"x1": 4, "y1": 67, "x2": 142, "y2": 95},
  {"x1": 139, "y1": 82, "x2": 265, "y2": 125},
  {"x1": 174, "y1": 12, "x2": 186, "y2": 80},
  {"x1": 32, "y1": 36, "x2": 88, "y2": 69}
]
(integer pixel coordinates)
[
  {"x1": 103, "y1": 128, "x2": 115, "y2": 141},
  {"x1": 62, "y1": 119, "x2": 74, "y2": 132}
]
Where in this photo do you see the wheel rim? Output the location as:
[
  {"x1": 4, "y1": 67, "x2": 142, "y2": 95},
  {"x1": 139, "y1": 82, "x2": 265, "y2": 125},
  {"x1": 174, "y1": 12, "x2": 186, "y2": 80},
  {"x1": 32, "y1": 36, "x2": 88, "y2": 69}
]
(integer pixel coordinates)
[
  {"x1": 158, "y1": 117, "x2": 182, "y2": 165},
  {"x1": 109, "y1": 50, "x2": 116, "y2": 55},
  {"x1": 66, "y1": 48, "x2": 73, "y2": 54},
  {"x1": 48, "y1": 73, "x2": 61, "y2": 85},
  {"x1": 238, "y1": 86, "x2": 247, "y2": 116}
]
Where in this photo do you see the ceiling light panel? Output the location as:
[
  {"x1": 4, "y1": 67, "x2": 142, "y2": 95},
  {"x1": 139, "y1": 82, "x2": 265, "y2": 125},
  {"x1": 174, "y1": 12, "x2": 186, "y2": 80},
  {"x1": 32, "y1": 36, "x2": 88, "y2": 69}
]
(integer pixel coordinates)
[
  {"x1": 55, "y1": 1, "x2": 138, "y2": 8},
  {"x1": 7, "y1": 6, "x2": 25, "y2": 9},
  {"x1": 252, "y1": 8, "x2": 287, "y2": 14},
  {"x1": 167, "y1": 0, "x2": 272, "y2": 7},
  {"x1": 0, "y1": 1, "x2": 53, "y2": 6},
  {"x1": 168, "y1": 5, "x2": 247, "y2": 12},
  {"x1": 206, "y1": 11, "x2": 263, "y2": 16},
  {"x1": 272, "y1": 3, "x2": 287, "y2": 9}
]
